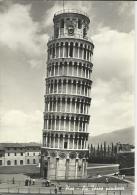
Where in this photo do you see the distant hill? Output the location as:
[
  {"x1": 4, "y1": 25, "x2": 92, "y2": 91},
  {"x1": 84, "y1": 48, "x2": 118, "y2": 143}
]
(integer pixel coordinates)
[{"x1": 89, "y1": 126, "x2": 135, "y2": 146}]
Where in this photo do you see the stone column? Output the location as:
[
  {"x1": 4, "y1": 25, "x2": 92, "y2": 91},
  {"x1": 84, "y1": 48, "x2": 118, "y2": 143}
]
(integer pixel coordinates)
[
  {"x1": 75, "y1": 100, "x2": 77, "y2": 113},
  {"x1": 80, "y1": 138, "x2": 83, "y2": 149},
  {"x1": 75, "y1": 159, "x2": 78, "y2": 179},
  {"x1": 57, "y1": 81, "x2": 59, "y2": 93},
  {"x1": 72, "y1": 135, "x2": 75, "y2": 149},
  {"x1": 45, "y1": 135, "x2": 48, "y2": 147},
  {"x1": 59, "y1": 44, "x2": 60, "y2": 58},
  {"x1": 58, "y1": 135, "x2": 60, "y2": 148},
  {"x1": 43, "y1": 135, "x2": 45, "y2": 146},
  {"x1": 54, "y1": 65, "x2": 55, "y2": 76},
  {"x1": 50, "y1": 134, "x2": 52, "y2": 148},
  {"x1": 78, "y1": 101, "x2": 80, "y2": 114},
  {"x1": 63, "y1": 43, "x2": 65, "y2": 58},
  {"x1": 77, "y1": 137, "x2": 79, "y2": 149},
  {"x1": 77, "y1": 44, "x2": 79, "y2": 59},
  {"x1": 66, "y1": 62, "x2": 68, "y2": 75},
  {"x1": 76, "y1": 81, "x2": 78, "y2": 95},
  {"x1": 82, "y1": 47, "x2": 84, "y2": 59},
  {"x1": 63, "y1": 135, "x2": 65, "y2": 149},
  {"x1": 78, "y1": 119, "x2": 80, "y2": 132},
  {"x1": 53, "y1": 135, "x2": 56, "y2": 148},
  {"x1": 47, "y1": 157, "x2": 50, "y2": 179},
  {"x1": 82, "y1": 159, "x2": 85, "y2": 178},
  {"x1": 70, "y1": 81, "x2": 72, "y2": 95},
  {"x1": 67, "y1": 135, "x2": 70, "y2": 149},
  {"x1": 55, "y1": 118, "x2": 57, "y2": 130},
  {"x1": 74, "y1": 118, "x2": 76, "y2": 131},
  {"x1": 70, "y1": 98, "x2": 72, "y2": 113},
  {"x1": 64, "y1": 117, "x2": 66, "y2": 131},
  {"x1": 68, "y1": 42, "x2": 70, "y2": 58},
  {"x1": 47, "y1": 119, "x2": 49, "y2": 130},
  {"x1": 65, "y1": 159, "x2": 69, "y2": 179},
  {"x1": 55, "y1": 158, "x2": 59, "y2": 179},
  {"x1": 58, "y1": 64, "x2": 59, "y2": 76},
  {"x1": 69, "y1": 117, "x2": 71, "y2": 131},
  {"x1": 85, "y1": 68, "x2": 86, "y2": 78},
  {"x1": 64, "y1": 99, "x2": 66, "y2": 112},
  {"x1": 82, "y1": 121, "x2": 84, "y2": 132}
]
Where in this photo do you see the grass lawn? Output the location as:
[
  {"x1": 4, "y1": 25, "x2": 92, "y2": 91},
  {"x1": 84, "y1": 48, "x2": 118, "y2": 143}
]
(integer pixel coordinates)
[{"x1": 0, "y1": 165, "x2": 40, "y2": 175}]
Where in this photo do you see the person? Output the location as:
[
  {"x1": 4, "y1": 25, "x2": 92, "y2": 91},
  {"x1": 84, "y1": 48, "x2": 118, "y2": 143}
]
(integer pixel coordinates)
[
  {"x1": 25, "y1": 179, "x2": 28, "y2": 186},
  {"x1": 106, "y1": 177, "x2": 109, "y2": 183},
  {"x1": 54, "y1": 185, "x2": 58, "y2": 194},
  {"x1": 32, "y1": 178, "x2": 35, "y2": 185},
  {"x1": 58, "y1": 184, "x2": 62, "y2": 192},
  {"x1": 29, "y1": 177, "x2": 31, "y2": 186}
]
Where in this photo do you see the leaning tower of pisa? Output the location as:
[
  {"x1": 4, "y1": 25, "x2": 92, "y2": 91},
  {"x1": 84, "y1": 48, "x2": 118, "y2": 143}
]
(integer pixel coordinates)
[{"x1": 41, "y1": 9, "x2": 94, "y2": 180}]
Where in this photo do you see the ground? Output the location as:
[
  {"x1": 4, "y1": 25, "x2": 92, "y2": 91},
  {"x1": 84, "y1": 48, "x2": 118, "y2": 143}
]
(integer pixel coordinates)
[{"x1": 0, "y1": 173, "x2": 134, "y2": 195}]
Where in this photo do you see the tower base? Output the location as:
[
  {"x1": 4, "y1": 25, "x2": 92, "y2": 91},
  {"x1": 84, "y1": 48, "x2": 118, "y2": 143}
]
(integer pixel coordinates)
[{"x1": 40, "y1": 148, "x2": 88, "y2": 180}]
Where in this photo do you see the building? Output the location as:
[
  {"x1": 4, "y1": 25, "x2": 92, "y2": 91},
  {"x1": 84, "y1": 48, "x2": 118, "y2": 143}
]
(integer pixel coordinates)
[
  {"x1": 0, "y1": 143, "x2": 41, "y2": 166},
  {"x1": 41, "y1": 10, "x2": 94, "y2": 180}
]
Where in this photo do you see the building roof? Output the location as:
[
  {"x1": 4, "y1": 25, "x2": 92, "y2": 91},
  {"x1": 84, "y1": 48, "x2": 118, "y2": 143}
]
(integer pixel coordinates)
[{"x1": 0, "y1": 142, "x2": 41, "y2": 148}]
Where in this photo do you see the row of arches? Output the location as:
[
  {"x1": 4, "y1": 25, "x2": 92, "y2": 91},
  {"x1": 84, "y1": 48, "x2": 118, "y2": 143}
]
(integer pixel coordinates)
[
  {"x1": 46, "y1": 79, "x2": 91, "y2": 97},
  {"x1": 45, "y1": 95, "x2": 91, "y2": 103},
  {"x1": 47, "y1": 61, "x2": 92, "y2": 79},
  {"x1": 48, "y1": 41, "x2": 93, "y2": 62},
  {"x1": 43, "y1": 116, "x2": 89, "y2": 133},
  {"x1": 48, "y1": 58, "x2": 93, "y2": 69},
  {"x1": 42, "y1": 148, "x2": 88, "y2": 160},
  {"x1": 43, "y1": 132, "x2": 88, "y2": 150},
  {"x1": 45, "y1": 97, "x2": 90, "y2": 115}
]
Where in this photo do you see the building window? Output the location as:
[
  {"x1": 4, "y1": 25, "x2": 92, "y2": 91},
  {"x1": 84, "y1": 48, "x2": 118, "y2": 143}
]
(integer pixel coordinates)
[
  {"x1": 78, "y1": 19, "x2": 82, "y2": 29},
  {"x1": 83, "y1": 28, "x2": 87, "y2": 38},
  {"x1": 33, "y1": 159, "x2": 36, "y2": 164},
  {"x1": 0, "y1": 160, "x2": 2, "y2": 166},
  {"x1": 7, "y1": 160, "x2": 11, "y2": 165},
  {"x1": 61, "y1": 19, "x2": 64, "y2": 28},
  {"x1": 55, "y1": 27, "x2": 59, "y2": 38},
  {"x1": 69, "y1": 42, "x2": 73, "y2": 57},
  {"x1": 33, "y1": 153, "x2": 35, "y2": 156},
  {"x1": 8, "y1": 153, "x2": 10, "y2": 156},
  {"x1": 64, "y1": 142, "x2": 67, "y2": 149},
  {"x1": 20, "y1": 153, "x2": 23, "y2": 156},
  {"x1": 20, "y1": 160, "x2": 23, "y2": 165},
  {"x1": 14, "y1": 160, "x2": 17, "y2": 165},
  {"x1": 27, "y1": 153, "x2": 29, "y2": 156},
  {"x1": 14, "y1": 153, "x2": 16, "y2": 156},
  {"x1": 27, "y1": 159, "x2": 30, "y2": 164}
]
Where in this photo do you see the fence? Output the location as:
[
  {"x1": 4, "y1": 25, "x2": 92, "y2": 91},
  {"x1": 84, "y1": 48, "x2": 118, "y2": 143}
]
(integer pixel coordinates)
[
  {"x1": 0, "y1": 179, "x2": 134, "y2": 195},
  {"x1": 0, "y1": 187, "x2": 135, "y2": 195}
]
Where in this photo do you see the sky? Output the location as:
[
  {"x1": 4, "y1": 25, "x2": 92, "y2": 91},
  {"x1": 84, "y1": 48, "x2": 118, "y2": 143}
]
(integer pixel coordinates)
[{"x1": 0, "y1": 0, "x2": 135, "y2": 142}]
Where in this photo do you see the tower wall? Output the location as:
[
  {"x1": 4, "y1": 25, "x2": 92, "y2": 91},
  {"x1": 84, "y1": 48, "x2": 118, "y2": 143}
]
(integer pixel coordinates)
[{"x1": 41, "y1": 10, "x2": 94, "y2": 180}]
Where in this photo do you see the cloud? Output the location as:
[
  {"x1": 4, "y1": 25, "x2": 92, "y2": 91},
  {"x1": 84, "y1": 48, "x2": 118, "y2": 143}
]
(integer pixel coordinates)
[
  {"x1": 0, "y1": 4, "x2": 38, "y2": 54},
  {"x1": 92, "y1": 29, "x2": 134, "y2": 91},
  {"x1": 0, "y1": 1, "x2": 134, "y2": 141},
  {"x1": 0, "y1": 110, "x2": 43, "y2": 142},
  {"x1": 0, "y1": 3, "x2": 49, "y2": 68},
  {"x1": 88, "y1": 28, "x2": 134, "y2": 135}
]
